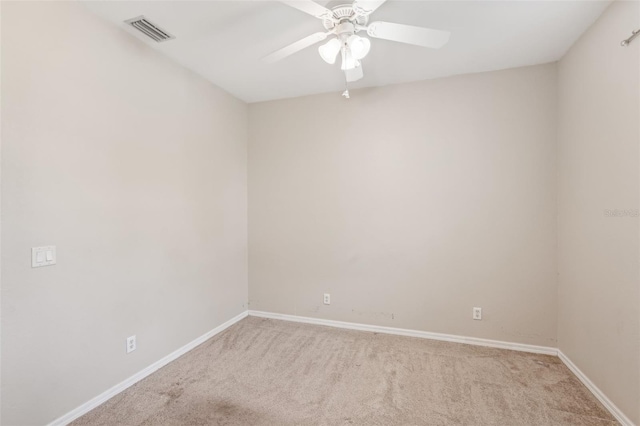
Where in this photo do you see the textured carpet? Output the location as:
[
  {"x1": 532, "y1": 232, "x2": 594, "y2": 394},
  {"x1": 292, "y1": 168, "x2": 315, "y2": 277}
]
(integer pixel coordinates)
[{"x1": 74, "y1": 316, "x2": 617, "y2": 425}]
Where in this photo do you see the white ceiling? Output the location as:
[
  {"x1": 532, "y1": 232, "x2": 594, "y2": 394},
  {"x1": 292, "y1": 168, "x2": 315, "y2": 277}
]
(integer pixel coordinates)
[{"x1": 84, "y1": 0, "x2": 610, "y2": 103}]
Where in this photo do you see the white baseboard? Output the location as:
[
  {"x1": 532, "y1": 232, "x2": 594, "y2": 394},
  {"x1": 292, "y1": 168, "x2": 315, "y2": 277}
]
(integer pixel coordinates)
[
  {"x1": 248, "y1": 310, "x2": 558, "y2": 355},
  {"x1": 558, "y1": 350, "x2": 635, "y2": 426},
  {"x1": 48, "y1": 311, "x2": 248, "y2": 426}
]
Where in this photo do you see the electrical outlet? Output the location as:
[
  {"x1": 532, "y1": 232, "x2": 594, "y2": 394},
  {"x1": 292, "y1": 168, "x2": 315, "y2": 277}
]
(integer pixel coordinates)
[
  {"x1": 473, "y1": 307, "x2": 482, "y2": 320},
  {"x1": 323, "y1": 293, "x2": 330, "y2": 305},
  {"x1": 126, "y1": 335, "x2": 136, "y2": 353}
]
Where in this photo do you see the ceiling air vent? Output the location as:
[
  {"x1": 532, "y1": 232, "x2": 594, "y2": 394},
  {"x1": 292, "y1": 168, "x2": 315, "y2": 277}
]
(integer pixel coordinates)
[{"x1": 124, "y1": 16, "x2": 175, "y2": 42}]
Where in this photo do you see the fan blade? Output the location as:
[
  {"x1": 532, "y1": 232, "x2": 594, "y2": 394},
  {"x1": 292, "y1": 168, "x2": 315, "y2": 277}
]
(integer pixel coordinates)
[
  {"x1": 345, "y1": 65, "x2": 364, "y2": 82},
  {"x1": 367, "y1": 21, "x2": 450, "y2": 48},
  {"x1": 263, "y1": 32, "x2": 330, "y2": 63},
  {"x1": 279, "y1": 0, "x2": 334, "y2": 20},
  {"x1": 353, "y1": 0, "x2": 388, "y2": 16}
]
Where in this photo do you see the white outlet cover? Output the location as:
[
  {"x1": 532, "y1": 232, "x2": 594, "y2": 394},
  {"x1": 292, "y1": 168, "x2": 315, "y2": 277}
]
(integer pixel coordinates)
[
  {"x1": 473, "y1": 307, "x2": 482, "y2": 320},
  {"x1": 126, "y1": 335, "x2": 137, "y2": 353},
  {"x1": 323, "y1": 293, "x2": 330, "y2": 305}
]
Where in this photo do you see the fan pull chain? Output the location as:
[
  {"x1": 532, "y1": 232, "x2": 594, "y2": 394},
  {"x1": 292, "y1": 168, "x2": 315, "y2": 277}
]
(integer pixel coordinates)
[{"x1": 342, "y1": 72, "x2": 350, "y2": 99}]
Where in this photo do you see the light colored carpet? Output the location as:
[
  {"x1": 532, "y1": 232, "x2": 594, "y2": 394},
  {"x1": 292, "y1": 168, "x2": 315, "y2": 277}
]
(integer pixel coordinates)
[{"x1": 74, "y1": 316, "x2": 617, "y2": 425}]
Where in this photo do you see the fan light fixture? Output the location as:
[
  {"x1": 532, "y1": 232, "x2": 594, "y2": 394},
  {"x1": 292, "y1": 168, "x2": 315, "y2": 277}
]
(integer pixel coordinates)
[{"x1": 319, "y1": 34, "x2": 371, "y2": 67}]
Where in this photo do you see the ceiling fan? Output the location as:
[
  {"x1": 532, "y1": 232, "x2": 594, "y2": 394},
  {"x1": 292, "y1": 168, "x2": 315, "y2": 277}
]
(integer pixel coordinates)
[{"x1": 264, "y1": 0, "x2": 451, "y2": 93}]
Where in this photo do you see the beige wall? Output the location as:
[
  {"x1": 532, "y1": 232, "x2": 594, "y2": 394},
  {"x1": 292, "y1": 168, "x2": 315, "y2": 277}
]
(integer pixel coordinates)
[
  {"x1": 557, "y1": 1, "x2": 640, "y2": 424},
  {"x1": 1, "y1": 2, "x2": 248, "y2": 425},
  {"x1": 249, "y1": 63, "x2": 558, "y2": 347}
]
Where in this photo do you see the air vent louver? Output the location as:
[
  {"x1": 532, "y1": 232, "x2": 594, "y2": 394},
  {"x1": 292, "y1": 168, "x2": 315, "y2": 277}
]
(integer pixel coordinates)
[{"x1": 124, "y1": 16, "x2": 175, "y2": 42}]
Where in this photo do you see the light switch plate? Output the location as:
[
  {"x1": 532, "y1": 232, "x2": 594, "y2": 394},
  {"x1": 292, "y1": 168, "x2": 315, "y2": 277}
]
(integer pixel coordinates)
[{"x1": 32, "y1": 246, "x2": 56, "y2": 268}]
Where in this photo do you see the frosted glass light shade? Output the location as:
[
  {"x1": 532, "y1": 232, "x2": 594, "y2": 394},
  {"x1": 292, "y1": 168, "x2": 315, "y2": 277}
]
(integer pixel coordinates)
[
  {"x1": 347, "y1": 35, "x2": 371, "y2": 60},
  {"x1": 340, "y1": 48, "x2": 361, "y2": 71},
  {"x1": 318, "y1": 38, "x2": 341, "y2": 64}
]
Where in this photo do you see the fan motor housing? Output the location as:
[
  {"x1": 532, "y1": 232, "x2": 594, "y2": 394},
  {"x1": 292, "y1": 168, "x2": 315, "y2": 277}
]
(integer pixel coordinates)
[{"x1": 322, "y1": 5, "x2": 368, "y2": 30}]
